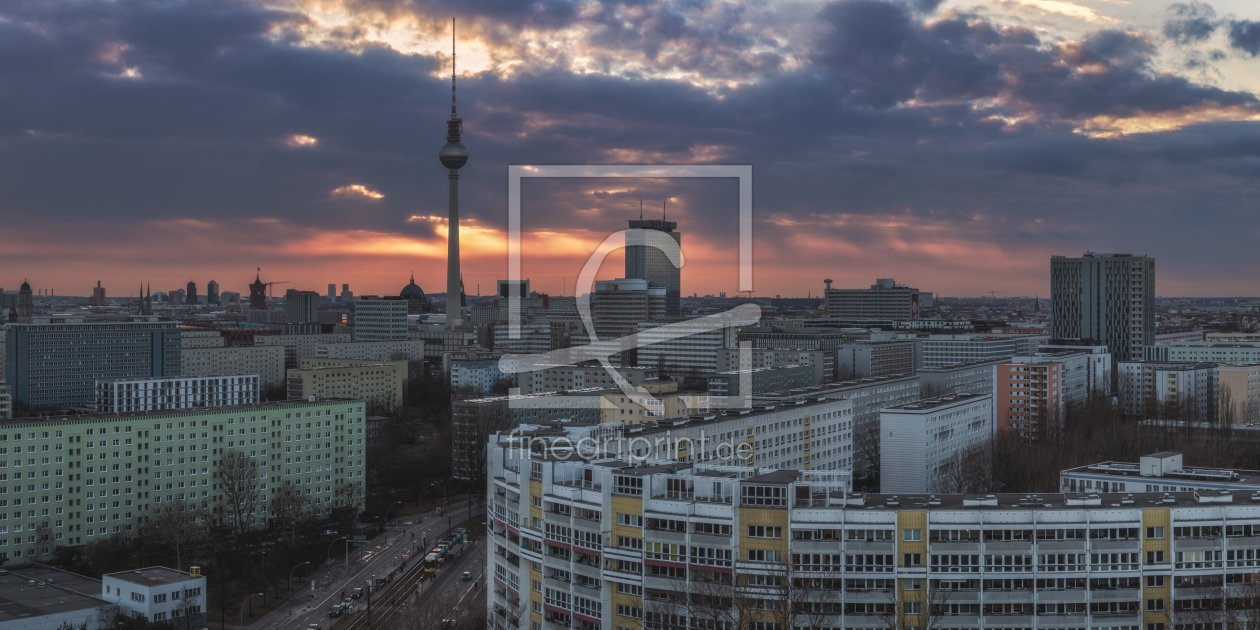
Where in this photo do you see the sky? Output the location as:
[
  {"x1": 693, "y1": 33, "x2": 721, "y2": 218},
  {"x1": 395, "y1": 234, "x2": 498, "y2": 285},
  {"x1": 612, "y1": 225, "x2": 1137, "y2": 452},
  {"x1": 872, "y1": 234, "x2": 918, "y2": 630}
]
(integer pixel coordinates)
[{"x1": 2, "y1": 0, "x2": 1260, "y2": 300}]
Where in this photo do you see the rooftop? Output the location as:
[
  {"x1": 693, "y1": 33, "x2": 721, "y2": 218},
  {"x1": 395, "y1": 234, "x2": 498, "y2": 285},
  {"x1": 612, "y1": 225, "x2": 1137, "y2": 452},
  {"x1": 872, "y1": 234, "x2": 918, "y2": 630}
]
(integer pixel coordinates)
[
  {"x1": 104, "y1": 566, "x2": 199, "y2": 587},
  {"x1": 885, "y1": 393, "x2": 989, "y2": 412},
  {"x1": 96, "y1": 373, "x2": 259, "y2": 384},
  {"x1": 1062, "y1": 458, "x2": 1260, "y2": 486},
  {"x1": 0, "y1": 564, "x2": 105, "y2": 623},
  {"x1": 0, "y1": 397, "x2": 361, "y2": 428},
  {"x1": 755, "y1": 373, "x2": 919, "y2": 400}
]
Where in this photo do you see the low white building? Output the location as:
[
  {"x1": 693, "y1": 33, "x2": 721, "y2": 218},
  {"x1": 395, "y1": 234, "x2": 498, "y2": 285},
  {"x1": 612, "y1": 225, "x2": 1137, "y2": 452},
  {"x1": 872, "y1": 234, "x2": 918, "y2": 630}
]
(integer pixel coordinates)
[
  {"x1": 450, "y1": 358, "x2": 506, "y2": 393},
  {"x1": 102, "y1": 566, "x2": 207, "y2": 626},
  {"x1": 1117, "y1": 360, "x2": 1219, "y2": 418},
  {"x1": 879, "y1": 393, "x2": 993, "y2": 493},
  {"x1": 95, "y1": 374, "x2": 260, "y2": 413}
]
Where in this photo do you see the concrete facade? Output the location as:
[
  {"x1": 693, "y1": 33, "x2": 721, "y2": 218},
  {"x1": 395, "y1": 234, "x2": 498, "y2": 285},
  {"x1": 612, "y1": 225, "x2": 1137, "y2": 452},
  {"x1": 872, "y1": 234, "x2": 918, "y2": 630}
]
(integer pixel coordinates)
[
  {"x1": 181, "y1": 345, "x2": 285, "y2": 387},
  {"x1": 880, "y1": 393, "x2": 993, "y2": 493}
]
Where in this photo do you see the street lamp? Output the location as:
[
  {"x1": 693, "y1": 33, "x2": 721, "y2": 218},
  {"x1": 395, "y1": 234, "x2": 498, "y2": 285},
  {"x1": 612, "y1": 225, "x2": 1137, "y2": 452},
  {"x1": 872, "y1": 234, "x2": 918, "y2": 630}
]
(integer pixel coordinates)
[
  {"x1": 384, "y1": 501, "x2": 402, "y2": 542},
  {"x1": 288, "y1": 561, "x2": 311, "y2": 616},
  {"x1": 240, "y1": 593, "x2": 263, "y2": 627},
  {"x1": 328, "y1": 536, "x2": 348, "y2": 569},
  {"x1": 419, "y1": 483, "x2": 435, "y2": 523}
]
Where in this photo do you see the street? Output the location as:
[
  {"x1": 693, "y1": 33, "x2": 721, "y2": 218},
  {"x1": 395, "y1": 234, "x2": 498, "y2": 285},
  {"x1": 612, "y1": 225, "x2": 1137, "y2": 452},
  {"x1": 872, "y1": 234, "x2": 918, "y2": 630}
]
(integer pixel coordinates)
[{"x1": 252, "y1": 500, "x2": 484, "y2": 630}]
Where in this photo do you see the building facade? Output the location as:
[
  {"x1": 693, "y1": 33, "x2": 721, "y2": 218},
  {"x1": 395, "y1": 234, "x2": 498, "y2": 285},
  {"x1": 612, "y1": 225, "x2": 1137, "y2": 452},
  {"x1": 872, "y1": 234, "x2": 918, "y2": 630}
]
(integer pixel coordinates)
[
  {"x1": 824, "y1": 278, "x2": 923, "y2": 320},
  {"x1": 0, "y1": 399, "x2": 366, "y2": 563},
  {"x1": 993, "y1": 360, "x2": 1064, "y2": 444},
  {"x1": 489, "y1": 439, "x2": 1246, "y2": 630},
  {"x1": 285, "y1": 290, "x2": 320, "y2": 324},
  {"x1": 835, "y1": 341, "x2": 918, "y2": 379},
  {"x1": 626, "y1": 219, "x2": 681, "y2": 317},
  {"x1": 706, "y1": 365, "x2": 816, "y2": 398},
  {"x1": 102, "y1": 567, "x2": 207, "y2": 627},
  {"x1": 452, "y1": 359, "x2": 507, "y2": 394},
  {"x1": 286, "y1": 358, "x2": 406, "y2": 404},
  {"x1": 181, "y1": 345, "x2": 285, "y2": 387},
  {"x1": 1217, "y1": 363, "x2": 1260, "y2": 423},
  {"x1": 636, "y1": 321, "x2": 737, "y2": 376},
  {"x1": 1050, "y1": 253, "x2": 1156, "y2": 362},
  {"x1": 94, "y1": 374, "x2": 260, "y2": 413},
  {"x1": 880, "y1": 393, "x2": 993, "y2": 492},
  {"x1": 354, "y1": 297, "x2": 409, "y2": 342},
  {"x1": 1145, "y1": 342, "x2": 1260, "y2": 364},
  {"x1": 314, "y1": 340, "x2": 425, "y2": 363},
  {"x1": 1060, "y1": 451, "x2": 1260, "y2": 493},
  {"x1": 1118, "y1": 361, "x2": 1219, "y2": 419},
  {"x1": 5, "y1": 317, "x2": 182, "y2": 408},
  {"x1": 207, "y1": 280, "x2": 220, "y2": 306},
  {"x1": 920, "y1": 334, "x2": 1047, "y2": 368},
  {"x1": 716, "y1": 348, "x2": 831, "y2": 385},
  {"x1": 917, "y1": 358, "x2": 1005, "y2": 396},
  {"x1": 593, "y1": 279, "x2": 666, "y2": 344},
  {"x1": 254, "y1": 333, "x2": 353, "y2": 369},
  {"x1": 517, "y1": 365, "x2": 659, "y2": 395}
]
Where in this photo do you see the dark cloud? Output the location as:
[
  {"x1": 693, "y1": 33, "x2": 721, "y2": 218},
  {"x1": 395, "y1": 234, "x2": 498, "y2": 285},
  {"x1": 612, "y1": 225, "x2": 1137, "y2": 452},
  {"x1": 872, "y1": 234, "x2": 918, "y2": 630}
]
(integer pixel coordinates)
[
  {"x1": 1, "y1": 0, "x2": 1260, "y2": 295},
  {"x1": 1229, "y1": 20, "x2": 1260, "y2": 56},
  {"x1": 1163, "y1": 1, "x2": 1218, "y2": 45}
]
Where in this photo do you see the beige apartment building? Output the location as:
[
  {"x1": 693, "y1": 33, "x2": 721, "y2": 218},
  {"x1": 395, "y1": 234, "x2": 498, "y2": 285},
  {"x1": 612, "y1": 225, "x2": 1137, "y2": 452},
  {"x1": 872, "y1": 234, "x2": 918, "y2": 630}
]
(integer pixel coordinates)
[
  {"x1": 286, "y1": 358, "x2": 406, "y2": 404},
  {"x1": 1218, "y1": 363, "x2": 1260, "y2": 423},
  {"x1": 181, "y1": 345, "x2": 285, "y2": 386}
]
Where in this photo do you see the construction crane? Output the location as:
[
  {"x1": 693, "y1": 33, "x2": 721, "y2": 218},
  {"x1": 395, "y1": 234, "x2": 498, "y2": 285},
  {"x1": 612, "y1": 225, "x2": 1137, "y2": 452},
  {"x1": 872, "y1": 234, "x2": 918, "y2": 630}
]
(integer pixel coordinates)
[
  {"x1": 986, "y1": 291, "x2": 1005, "y2": 299},
  {"x1": 265, "y1": 281, "x2": 290, "y2": 301}
]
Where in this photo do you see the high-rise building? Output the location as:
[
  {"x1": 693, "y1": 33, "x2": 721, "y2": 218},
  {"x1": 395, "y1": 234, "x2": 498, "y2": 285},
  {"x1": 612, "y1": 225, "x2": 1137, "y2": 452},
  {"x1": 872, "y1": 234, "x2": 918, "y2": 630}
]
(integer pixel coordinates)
[
  {"x1": 186, "y1": 281, "x2": 197, "y2": 305},
  {"x1": 249, "y1": 272, "x2": 267, "y2": 309},
  {"x1": 285, "y1": 289, "x2": 320, "y2": 324},
  {"x1": 824, "y1": 277, "x2": 925, "y2": 320},
  {"x1": 592, "y1": 278, "x2": 665, "y2": 343},
  {"x1": 207, "y1": 279, "x2": 220, "y2": 305},
  {"x1": 625, "y1": 219, "x2": 681, "y2": 316},
  {"x1": 880, "y1": 393, "x2": 994, "y2": 492},
  {"x1": 354, "y1": 297, "x2": 409, "y2": 342},
  {"x1": 339, "y1": 283, "x2": 353, "y2": 303},
  {"x1": 440, "y1": 23, "x2": 468, "y2": 330},
  {"x1": 5, "y1": 316, "x2": 181, "y2": 407},
  {"x1": 994, "y1": 358, "x2": 1065, "y2": 444},
  {"x1": 95, "y1": 374, "x2": 260, "y2": 412},
  {"x1": 90, "y1": 281, "x2": 106, "y2": 305},
  {"x1": 16, "y1": 280, "x2": 32, "y2": 321},
  {"x1": 328, "y1": 283, "x2": 337, "y2": 300},
  {"x1": 1051, "y1": 252, "x2": 1155, "y2": 362}
]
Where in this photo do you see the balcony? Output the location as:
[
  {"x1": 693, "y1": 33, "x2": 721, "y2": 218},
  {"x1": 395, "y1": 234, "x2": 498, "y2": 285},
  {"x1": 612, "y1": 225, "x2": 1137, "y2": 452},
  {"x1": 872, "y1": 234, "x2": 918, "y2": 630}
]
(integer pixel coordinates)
[
  {"x1": 844, "y1": 540, "x2": 895, "y2": 553},
  {"x1": 1091, "y1": 539, "x2": 1141, "y2": 551}
]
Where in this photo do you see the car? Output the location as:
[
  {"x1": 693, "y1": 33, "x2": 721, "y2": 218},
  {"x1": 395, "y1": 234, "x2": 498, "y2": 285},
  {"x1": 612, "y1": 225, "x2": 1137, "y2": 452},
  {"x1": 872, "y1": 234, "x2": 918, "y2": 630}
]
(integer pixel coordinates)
[
  {"x1": 329, "y1": 608, "x2": 342, "y2": 618},
  {"x1": 461, "y1": 571, "x2": 472, "y2": 581},
  {"x1": 323, "y1": 529, "x2": 338, "y2": 536},
  {"x1": 351, "y1": 587, "x2": 363, "y2": 599},
  {"x1": 308, "y1": 624, "x2": 321, "y2": 630}
]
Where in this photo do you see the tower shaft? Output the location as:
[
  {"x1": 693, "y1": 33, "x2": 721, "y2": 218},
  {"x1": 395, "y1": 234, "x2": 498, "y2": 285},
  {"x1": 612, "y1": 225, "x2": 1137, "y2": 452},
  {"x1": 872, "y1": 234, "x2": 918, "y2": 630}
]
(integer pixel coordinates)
[{"x1": 446, "y1": 169, "x2": 462, "y2": 328}]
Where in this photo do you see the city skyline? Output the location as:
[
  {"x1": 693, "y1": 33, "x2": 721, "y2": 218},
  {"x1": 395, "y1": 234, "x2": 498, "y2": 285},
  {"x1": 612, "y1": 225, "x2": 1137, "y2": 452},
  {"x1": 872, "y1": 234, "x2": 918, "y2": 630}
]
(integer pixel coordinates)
[{"x1": 3, "y1": 1, "x2": 1260, "y2": 298}]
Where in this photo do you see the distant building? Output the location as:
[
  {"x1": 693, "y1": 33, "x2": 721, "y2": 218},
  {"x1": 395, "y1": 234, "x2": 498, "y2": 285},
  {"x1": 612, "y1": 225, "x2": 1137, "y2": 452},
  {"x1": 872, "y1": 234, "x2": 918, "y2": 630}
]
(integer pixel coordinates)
[
  {"x1": 834, "y1": 340, "x2": 918, "y2": 378},
  {"x1": 328, "y1": 283, "x2": 337, "y2": 300},
  {"x1": 249, "y1": 272, "x2": 267, "y2": 309},
  {"x1": 516, "y1": 364, "x2": 658, "y2": 395},
  {"x1": 0, "y1": 381, "x2": 9, "y2": 419},
  {"x1": 179, "y1": 329, "x2": 225, "y2": 348},
  {"x1": 1218, "y1": 363, "x2": 1260, "y2": 424},
  {"x1": 1155, "y1": 329, "x2": 1204, "y2": 344},
  {"x1": 1050, "y1": 252, "x2": 1155, "y2": 362},
  {"x1": 1117, "y1": 361, "x2": 1219, "y2": 419},
  {"x1": 706, "y1": 364, "x2": 814, "y2": 398},
  {"x1": 625, "y1": 219, "x2": 681, "y2": 316},
  {"x1": 920, "y1": 334, "x2": 1046, "y2": 367},
  {"x1": 917, "y1": 358, "x2": 1005, "y2": 396},
  {"x1": 285, "y1": 289, "x2": 320, "y2": 324},
  {"x1": 315, "y1": 340, "x2": 424, "y2": 363},
  {"x1": 1207, "y1": 332, "x2": 1260, "y2": 342},
  {"x1": 90, "y1": 281, "x2": 106, "y2": 305},
  {"x1": 168, "y1": 288, "x2": 185, "y2": 305},
  {"x1": 1145, "y1": 342, "x2": 1260, "y2": 364},
  {"x1": 181, "y1": 344, "x2": 285, "y2": 387},
  {"x1": 824, "y1": 277, "x2": 925, "y2": 320},
  {"x1": 880, "y1": 393, "x2": 993, "y2": 493},
  {"x1": 95, "y1": 374, "x2": 260, "y2": 413},
  {"x1": 400, "y1": 274, "x2": 431, "y2": 314},
  {"x1": 5, "y1": 316, "x2": 181, "y2": 407},
  {"x1": 16, "y1": 280, "x2": 32, "y2": 321},
  {"x1": 450, "y1": 358, "x2": 505, "y2": 394},
  {"x1": 636, "y1": 319, "x2": 736, "y2": 375},
  {"x1": 716, "y1": 348, "x2": 830, "y2": 384},
  {"x1": 1039, "y1": 341, "x2": 1113, "y2": 395},
  {"x1": 592, "y1": 278, "x2": 665, "y2": 343},
  {"x1": 186, "y1": 281, "x2": 198, "y2": 305},
  {"x1": 340, "y1": 283, "x2": 353, "y2": 303},
  {"x1": 207, "y1": 279, "x2": 220, "y2": 306},
  {"x1": 286, "y1": 358, "x2": 406, "y2": 403},
  {"x1": 355, "y1": 297, "x2": 409, "y2": 342},
  {"x1": 254, "y1": 333, "x2": 353, "y2": 369},
  {"x1": 993, "y1": 358, "x2": 1065, "y2": 444}
]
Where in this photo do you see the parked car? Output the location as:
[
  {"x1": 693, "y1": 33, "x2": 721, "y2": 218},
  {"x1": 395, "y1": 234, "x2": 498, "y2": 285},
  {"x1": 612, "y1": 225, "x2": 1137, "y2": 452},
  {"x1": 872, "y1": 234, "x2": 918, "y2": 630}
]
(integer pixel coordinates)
[
  {"x1": 329, "y1": 607, "x2": 342, "y2": 618},
  {"x1": 461, "y1": 572, "x2": 472, "y2": 581},
  {"x1": 351, "y1": 587, "x2": 363, "y2": 599},
  {"x1": 308, "y1": 624, "x2": 321, "y2": 630}
]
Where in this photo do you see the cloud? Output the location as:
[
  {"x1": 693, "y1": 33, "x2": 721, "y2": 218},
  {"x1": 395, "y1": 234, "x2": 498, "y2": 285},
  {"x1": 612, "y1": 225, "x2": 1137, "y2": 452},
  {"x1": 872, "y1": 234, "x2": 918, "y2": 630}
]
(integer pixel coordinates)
[
  {"x1": 1229, "y1": 20, "x2": 1260, "y2": 56},
  {"x1": 1163, "y1": 1, "x2": 1218, "y2": 45},
  {"x1": 331, "y1": 184, "x2": 385, "y2": 199}
]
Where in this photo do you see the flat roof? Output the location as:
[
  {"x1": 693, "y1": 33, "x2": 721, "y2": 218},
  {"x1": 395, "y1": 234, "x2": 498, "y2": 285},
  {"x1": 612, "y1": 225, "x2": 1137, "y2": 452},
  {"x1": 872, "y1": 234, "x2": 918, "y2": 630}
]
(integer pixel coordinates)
[
  {"x1": 885, "y1": 393, "x2": 989, "y2": 412},
  {"x1": 843, "y1": 490, "x2": 1259, "y2": 512},
  {"x1": 96, "y1": 373, "x2": 259, "y2": 383},
  {"x1": 756, "y1": 373, "x2": 919, "y2": 399},
  {"x1": 0, "y1": 397, "x2": 362, "y2": 428},
  {"x1": 0, "y1": 564, "x2": 105, "y2": 622},
  {"x1": 1062, "y1": 459, "x2": 1260, "y2": 487},
  {"x1": 104, "y1": 566, "x2": 198, "y2": 588}
]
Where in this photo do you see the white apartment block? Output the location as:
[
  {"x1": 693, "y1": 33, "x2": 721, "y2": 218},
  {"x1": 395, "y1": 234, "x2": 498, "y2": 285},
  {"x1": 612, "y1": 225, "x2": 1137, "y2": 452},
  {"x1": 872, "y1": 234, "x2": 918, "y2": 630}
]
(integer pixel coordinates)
[
  {"x1": 181, "y1": 345, "x2": 285, "y2": 387},
  {"x1": 179, "y1": 329, "x2": 224, "y2": 348},
  {"x1": 489, "y1": 434, "x2": 1260, "y2": 630},
  {"x1": 716, "y1": 348, "x2": 830, "y2": 384},
  {"x1": 917, "y1": 358, "x2": 1004, "y2": 395},
  {"x1": 1039, "y1": 343, "x2": 1113, "y2": 396},
  {"x1": 1060, "y1": 451, "x2": 1260, "y2": 493},
  {"x1": 635, "y1": 321, "x2": 736, "y2": 375},
  {"x1": 1118, "y1": 361, "x2": 1219, "y2": 418},
  {"x1": 355, "y1": 297, "x2": 409, "y2": 341},
  {"x1": 95, "y1": 374, "x2": 260, "y2": 413},
  {"x1": 255, "y1": 333, "x2": 353, "y2": 368},
  {"x1": 315, "y1": 339, "x2": 424, "y2": 363},
  {"x1": 880, "y1": 393, "x2": 993, "y2": 493},
  {"x1": 517, "y1": 365, "x2": 659, "y2": 395},
  {"x1": 919, "y1": 334, "x2": 1046, "y2": 367},
  {"x1": 0, "y1": 381, "x2": 9, "y2": 419},
  {"x1": 451, "y1": 358, "x2": 506, "y2": 394},
  {"x1": 102, "y1": 567, "x2": 206, "y2": 626}
]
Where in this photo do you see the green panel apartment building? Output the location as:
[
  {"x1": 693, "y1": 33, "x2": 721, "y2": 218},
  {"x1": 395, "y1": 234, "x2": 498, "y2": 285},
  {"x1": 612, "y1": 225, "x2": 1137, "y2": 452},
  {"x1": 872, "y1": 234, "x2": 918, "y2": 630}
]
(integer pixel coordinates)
[{"x1": 0, "y1": 398, "x2": 368, "y2": 563}]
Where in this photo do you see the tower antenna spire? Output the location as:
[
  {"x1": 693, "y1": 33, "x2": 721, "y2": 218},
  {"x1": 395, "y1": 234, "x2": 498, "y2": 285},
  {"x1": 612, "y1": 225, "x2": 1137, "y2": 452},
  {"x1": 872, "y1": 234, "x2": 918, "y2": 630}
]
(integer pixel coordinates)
[
  {"x1": 639, "y1": 199, "x2": 643, "y2": 220},
  {"x1": 451, "y1": 18, "x2": 457, "y2": 119},
  {"x1": 663, "y1": 199, "x2": 667, "y2": 221}
]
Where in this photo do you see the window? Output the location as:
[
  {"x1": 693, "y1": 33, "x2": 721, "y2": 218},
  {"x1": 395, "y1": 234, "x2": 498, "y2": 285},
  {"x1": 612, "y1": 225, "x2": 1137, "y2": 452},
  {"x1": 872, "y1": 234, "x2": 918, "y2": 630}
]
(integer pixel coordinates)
[
  {"x1": 1147, "y1": 575, "x2": 1164, "y2": 587},
  {"x1": 1146, "y1": 526, "x2": 1165, "y2": 540},
  {"x1": 904, "y1": 602, "x2": 921, "y2": 615},
  {"x1": 904, "y1": 553, "x2": 922, "y2": 567},
  {"x1": 616, "y1": 513, "x2": 642, "y2": 528},
  {"x1": 747, "y1": 526, "x2": 782, "y2": 539},
  {"x1": 532, "y1": 496, "x2": 541, "y2": 508},
  {"x1": 747, "y1": 549, "x2": 783, "y2": 563},
  {"x1": 904, "y1": 578, "x2": 922, "y2": 590},
  {"x1": 1146, "y1": 551, "x2": 1165, "y2": 564},
  {"x1": 1147, "y1": 599, "x2": 1165, "y2": 611},
  {"x1": 904, "y1": 528, "x2": 922, "y2": 542}
]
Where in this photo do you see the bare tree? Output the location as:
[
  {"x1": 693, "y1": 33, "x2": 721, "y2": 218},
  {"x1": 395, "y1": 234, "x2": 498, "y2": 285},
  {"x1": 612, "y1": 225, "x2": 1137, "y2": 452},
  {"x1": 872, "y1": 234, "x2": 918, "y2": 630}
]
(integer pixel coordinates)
[
  {"x1": 268, "y1": 483, "x2": 311, "y2": 548},
  {"x1": 172, "y1": 591, "x2": 206, "y2": 630},
  {"x1": 213, "y1": 448, "x2": 261, "y2": 540},
  {"x1": 878, "y1": 581, "x2": 953, "y2": 630},
  {"x1": 140, "y1": 496, "x2": 208, "y2": 570},
  {"x1": 852, "y1": 420, "x2": 882, "y2": 484},
  {"x1": 919, "y1": 381, "x2": 953, "y2": 399},
  {"x1": 936, "y1": 439, "x2": 1001, "y2": 494}
]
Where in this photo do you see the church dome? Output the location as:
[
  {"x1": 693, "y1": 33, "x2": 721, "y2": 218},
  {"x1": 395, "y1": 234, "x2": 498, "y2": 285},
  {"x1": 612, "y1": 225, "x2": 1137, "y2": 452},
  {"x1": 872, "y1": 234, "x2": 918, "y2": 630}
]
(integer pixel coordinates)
[
  {"x1": 20, "y1": 280, "x2": 30, "y2": 291},
  {"x1": 400, "y1": 274, "x2": 426, "y2": 301}
]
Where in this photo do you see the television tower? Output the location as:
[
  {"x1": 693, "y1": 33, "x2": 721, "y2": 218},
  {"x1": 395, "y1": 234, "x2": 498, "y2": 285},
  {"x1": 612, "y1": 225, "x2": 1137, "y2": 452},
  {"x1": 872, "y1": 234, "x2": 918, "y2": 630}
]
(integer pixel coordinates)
[{"x1": 440, "y1": 18, "x2": 469, "y2": 330}]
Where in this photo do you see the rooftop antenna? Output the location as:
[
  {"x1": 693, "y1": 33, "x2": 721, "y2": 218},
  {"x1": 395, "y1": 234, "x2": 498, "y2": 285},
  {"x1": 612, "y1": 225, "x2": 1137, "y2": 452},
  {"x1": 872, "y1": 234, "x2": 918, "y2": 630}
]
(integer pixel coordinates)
[
  {"x1": 663, "y1": 199, "x2": 667, "y2": 221},
  {"x1": 639, "y1": 199, "x2": 643, "y2": 220}
]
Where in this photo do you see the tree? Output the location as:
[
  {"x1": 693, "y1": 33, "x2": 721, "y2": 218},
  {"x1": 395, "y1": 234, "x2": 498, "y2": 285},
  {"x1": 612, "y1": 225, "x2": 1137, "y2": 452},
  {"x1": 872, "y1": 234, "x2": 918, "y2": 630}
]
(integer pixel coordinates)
[
  {"x1": 213, "y1": 449, "x2": 261, "y2": 539},
  {"x1": 268, "y1": 483, "x2": 312, "y2": 548},
  {"x1": 852, "y1": 420, "x2": 882, "y2": 487},
  {"x1": 140, "y1": 496, "x2": 208, "y2": 570},
  {"x1": 172, "y1": 591, "x2": 207, "y2": 630},
  {"x1": 936, "y1": 439, "x2": 1001, "y2": 494}
]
